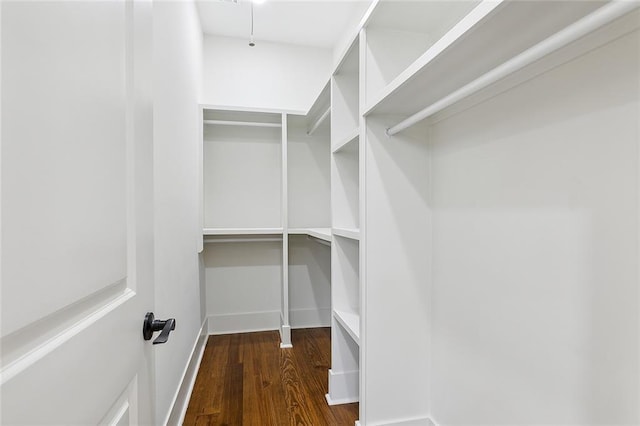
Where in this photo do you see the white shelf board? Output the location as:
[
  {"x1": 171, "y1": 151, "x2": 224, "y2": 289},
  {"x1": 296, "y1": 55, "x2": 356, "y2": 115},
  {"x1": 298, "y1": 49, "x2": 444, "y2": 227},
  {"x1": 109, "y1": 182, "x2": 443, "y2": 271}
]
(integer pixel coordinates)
[
  {"x1": 289, "y1": 228, "x2": 332, "y2": 242},
  {"x1": 203, "y1": 120, "x2": 281, "y2": 128},
  {"x1": 200, "y1": 103, "x2": 305, "y2": 116},
  {"x1": 332, "y1": 227, "x2": 360, "y2": 241},
  {"x1": 332, "y1": 128, "x2": 359, "y2": 154},
  {"x1": 363, "y1": 0, "x2": 607, "y2": 117},
  {"x1": 333, "y1": 309, "x2": 360, "y2": 345},
  {"x1": 203, "y1": 228, "x2": 283, "y2": 236}
]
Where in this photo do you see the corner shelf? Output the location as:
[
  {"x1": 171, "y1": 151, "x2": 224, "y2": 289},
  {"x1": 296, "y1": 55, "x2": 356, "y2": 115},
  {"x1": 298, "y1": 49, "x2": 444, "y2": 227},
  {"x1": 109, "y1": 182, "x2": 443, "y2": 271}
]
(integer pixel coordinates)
[
  {"x1": 332, "y1": 128, "x2": 359, "y2": 154},
  {"x1": 332, "y1": 227, "x2": 360, "y2": 241},
  {"x1": 364, "y1": 1, "x2": 619, "y2": 119},
  {"x1": 333, "y1": 309, "x2": 360, "y2": 345},
  {"x1": 289, "y1": 227, "x2": 332, "y2": 242},
  {"x1": 203, "y1": 228, "x2": 283, "y2": 236}
]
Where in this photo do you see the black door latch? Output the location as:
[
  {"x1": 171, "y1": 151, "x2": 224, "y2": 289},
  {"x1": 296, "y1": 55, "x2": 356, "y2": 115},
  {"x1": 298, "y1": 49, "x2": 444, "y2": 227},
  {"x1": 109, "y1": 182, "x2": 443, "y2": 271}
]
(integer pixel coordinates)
[{"x1": 143, "y1": 312, "x2": 176, "y2": 344}]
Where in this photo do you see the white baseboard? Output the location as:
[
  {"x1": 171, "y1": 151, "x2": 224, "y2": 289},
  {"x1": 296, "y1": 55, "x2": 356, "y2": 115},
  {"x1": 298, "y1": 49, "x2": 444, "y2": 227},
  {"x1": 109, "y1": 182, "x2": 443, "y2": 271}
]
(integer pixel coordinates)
[
  {"x1": 376, "y1": 417, "x2": 435, "y2": 426},
  {"x1": 280, "y1": 321, "x2": 292, "y2": 348},
  {"x1": 290, "y1": 307, "x2": 331, "y2": 329},
  {"x1": 207, "y1": 311, "x2": 281, "y2": 335},
  {"x1": 326, "y1": 369, "x2": 359, "y2": 405},
  {"x1": 165, "y1": 319, "x2": 208, "y2": 426}
]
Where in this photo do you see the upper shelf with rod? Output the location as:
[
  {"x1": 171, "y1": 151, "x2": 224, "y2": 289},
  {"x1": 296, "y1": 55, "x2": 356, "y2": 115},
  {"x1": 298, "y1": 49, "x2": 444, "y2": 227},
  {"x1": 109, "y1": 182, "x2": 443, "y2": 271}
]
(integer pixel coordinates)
[
  {"x1": 203, "y1": 108, "x2": 283, "y2": 129},
  {"x1": 305, "y1": 81, "x2": 331, "y2": 136},
  {"x1": 364, "y1": 0, "x2": 639, "y2": 134}
]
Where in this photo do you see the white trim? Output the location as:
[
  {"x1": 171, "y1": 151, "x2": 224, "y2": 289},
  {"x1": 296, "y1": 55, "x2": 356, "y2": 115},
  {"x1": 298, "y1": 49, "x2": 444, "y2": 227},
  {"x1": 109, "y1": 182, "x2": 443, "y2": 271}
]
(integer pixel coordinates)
[
  {"x1": 0, "y1": 287, "x2": 134, "y2": 385},
  {"x1": 207, "y1": 311, "x2": 281, "y2": 335},
  {"x1": 164, "y1": 320, "x2": 208, "y2": 426},
  {"x1": 371, "y1": 417, "x2": 435, "y2": 426},
  {"x1": 325, "y1": 393, "x2": 359, "y2": 406},
  {"x1": 326, "y1": 369, "x2": 359, "y2": 405},
  {"x1": 290, "y1": 307, "x2": 331, "y2": 329},
  {"x1": 279, "y1": 324, "x2": 293, "y2": 348}
]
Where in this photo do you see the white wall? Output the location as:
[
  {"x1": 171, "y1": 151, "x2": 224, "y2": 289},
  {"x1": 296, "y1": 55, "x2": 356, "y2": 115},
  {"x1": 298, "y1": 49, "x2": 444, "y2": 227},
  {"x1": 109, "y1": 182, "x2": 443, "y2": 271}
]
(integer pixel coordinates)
[
  {"x1": 152, "y1": 1, "x2": 203, "y2": 424},
  {"x1": 204, "y1": 241, "x2": 283, "y2": 334},
  {"x1": 287, "y1": 116, "x2": 331, "y2": 228},
  {"x1": 289, "y1": 236, "x2": 331, "y2": 328},
  {"x1": 429, "y1": 30, "x2": 639, "y2": 425},
  {"x1": 202, "y1": 35, "x2": 331, "y2": 112}
]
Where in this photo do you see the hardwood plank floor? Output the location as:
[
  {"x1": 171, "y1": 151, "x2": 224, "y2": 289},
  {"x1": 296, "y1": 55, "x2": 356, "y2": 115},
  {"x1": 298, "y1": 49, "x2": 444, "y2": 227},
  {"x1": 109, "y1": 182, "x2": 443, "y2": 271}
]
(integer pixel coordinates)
[{"x1": 184, "y1": 328, "x2": 359, "y2": 426}]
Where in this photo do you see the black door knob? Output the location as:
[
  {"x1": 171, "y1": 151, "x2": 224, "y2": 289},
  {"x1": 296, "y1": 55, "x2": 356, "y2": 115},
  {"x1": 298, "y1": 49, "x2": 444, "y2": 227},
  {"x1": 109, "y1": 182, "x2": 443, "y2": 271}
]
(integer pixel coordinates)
[{"x1": 143, "y1": 312, "x2": 176, "y2": 345}]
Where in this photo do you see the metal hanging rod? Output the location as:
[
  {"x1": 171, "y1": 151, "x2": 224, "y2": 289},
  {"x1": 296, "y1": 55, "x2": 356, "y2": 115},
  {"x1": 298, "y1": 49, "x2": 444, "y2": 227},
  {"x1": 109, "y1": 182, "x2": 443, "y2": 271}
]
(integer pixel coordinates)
[
  {"x1": 386, "y1": 0, "x2": 639, "y2": 136},
  {"x1": 307, "y1": 107, "x2": 331, "y2": 136}
]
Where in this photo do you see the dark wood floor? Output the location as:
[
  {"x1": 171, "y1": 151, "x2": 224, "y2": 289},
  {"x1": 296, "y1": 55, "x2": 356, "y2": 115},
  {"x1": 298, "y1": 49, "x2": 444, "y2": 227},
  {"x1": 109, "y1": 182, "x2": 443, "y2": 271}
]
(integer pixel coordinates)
[{"x1": 184, "y1": 328, "x2": 359, "y2": 425}]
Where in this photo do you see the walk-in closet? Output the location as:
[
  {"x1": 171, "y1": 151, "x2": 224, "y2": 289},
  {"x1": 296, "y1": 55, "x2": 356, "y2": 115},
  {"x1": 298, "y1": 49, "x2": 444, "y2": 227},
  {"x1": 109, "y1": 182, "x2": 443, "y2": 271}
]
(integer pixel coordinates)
[{"x1": 2, "y1": 1, "x2": 639, "y2": 425}]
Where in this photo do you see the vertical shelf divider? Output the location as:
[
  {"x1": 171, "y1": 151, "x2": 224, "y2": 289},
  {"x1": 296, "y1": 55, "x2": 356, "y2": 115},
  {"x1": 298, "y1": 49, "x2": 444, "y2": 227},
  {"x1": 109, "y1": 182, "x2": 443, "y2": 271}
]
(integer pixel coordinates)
[
  {"x1": 357, "y1": 27, "x2": 367, "y2": 426},
  {"x1": 280, "y1": 113, "x2": 292, "y2": 348}
]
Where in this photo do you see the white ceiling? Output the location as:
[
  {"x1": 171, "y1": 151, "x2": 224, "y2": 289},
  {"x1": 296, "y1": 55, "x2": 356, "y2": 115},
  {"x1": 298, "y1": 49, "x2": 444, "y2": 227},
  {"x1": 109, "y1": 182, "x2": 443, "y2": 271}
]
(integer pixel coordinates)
[{"x1": 196, "y1": 0, "x2": 371, "y2": 49}]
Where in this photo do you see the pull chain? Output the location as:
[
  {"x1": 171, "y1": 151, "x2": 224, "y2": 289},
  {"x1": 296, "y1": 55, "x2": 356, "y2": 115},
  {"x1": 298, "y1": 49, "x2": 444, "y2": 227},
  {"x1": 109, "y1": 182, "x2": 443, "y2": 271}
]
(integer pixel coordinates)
[{"x1": 249, "y1": 2, "x2": 255, "y2": 47}]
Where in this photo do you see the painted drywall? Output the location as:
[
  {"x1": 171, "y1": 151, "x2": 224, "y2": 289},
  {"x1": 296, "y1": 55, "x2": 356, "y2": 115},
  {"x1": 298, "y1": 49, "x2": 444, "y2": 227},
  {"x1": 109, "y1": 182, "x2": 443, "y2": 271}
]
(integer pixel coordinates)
[
  {"x1": 428, "y1": 30, "x2": 639, "y2": 424},
  {"x1": 287, "y1": 116, "x2": 331, "y2": 229},
  {"x1": 152, "y1": 1, "x2": 203, "y2": 424},
  {"x1": 204, "y1": 242, "x2": 283, "y2": 334},
  {"x1": 202, "y1": 35, "x2": 331, "y2": 112},
  {"x1": 289, "y1": 236, "x2": 331, "y2": 328}
]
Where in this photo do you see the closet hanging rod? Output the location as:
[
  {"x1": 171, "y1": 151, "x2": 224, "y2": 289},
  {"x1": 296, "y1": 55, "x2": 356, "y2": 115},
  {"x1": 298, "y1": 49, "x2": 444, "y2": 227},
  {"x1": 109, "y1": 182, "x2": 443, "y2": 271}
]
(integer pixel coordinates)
[
  {"x1": 204, "y1": 119, "x2": 282, "y2": 128},
  {"x1": 307, "y1": 107, "x2": 331, "y2": 136},
  {"x1": 386, "y1": 0, "x2": 639, "y2": 136}
]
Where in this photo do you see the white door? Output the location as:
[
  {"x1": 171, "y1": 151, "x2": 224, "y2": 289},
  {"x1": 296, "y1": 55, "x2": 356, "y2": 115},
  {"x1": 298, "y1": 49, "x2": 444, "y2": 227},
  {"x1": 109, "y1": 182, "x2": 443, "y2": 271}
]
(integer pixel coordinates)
[{"x1": 1, "y1": 1, "x2": 157, "y2": 424}]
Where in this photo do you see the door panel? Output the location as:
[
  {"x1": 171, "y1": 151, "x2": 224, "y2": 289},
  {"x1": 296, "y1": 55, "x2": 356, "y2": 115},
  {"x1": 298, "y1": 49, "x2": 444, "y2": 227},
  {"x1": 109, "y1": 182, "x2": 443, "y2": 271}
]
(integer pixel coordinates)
[
  {"x1": 1, "y1": 1, "x2": 128, "y2": 336},
  {"x1": 1, "y1": 1, "x2": 154, "y2": 424}
]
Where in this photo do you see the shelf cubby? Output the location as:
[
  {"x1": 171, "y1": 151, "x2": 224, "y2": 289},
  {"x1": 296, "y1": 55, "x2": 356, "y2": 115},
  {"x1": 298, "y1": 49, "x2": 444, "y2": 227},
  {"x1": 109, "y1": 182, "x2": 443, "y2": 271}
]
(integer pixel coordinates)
[
  {"x1": 364, "y1": 0, "x2": 480, "y2": 106},
  {"x1": 331, "y1": 136, "x2": 359, "y2": 230},
  {"x1": 203, "y1": 109, "x2": 282, "y2": 229},
  {"x1": 332, "y1": 236, "x2": 360, "y2": 343},
  {"x1": 364, "y1": 1, "x2": 608, "y2": 117},
  {"x1": 287, "y1": 113, "x2": 330, "y2": 230},
  {"x1": 331, "y1": 39, "x2": 360, "y2": 151}
]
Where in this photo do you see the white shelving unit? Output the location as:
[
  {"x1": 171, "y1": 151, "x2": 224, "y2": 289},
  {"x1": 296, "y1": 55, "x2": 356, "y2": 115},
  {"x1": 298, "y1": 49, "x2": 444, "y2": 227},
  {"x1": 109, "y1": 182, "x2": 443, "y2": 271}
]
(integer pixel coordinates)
[
  {"x1": 200, "y1": 82, "x2": 334, "y2": 346},
  {"x1": 203, "y1": 228, "x2": 283, "y2": 235},
  {"x1": 198, "y1": 2, "x2": 640, "y2": 424},
  {"x1": 355, "y1": 1, "x2": 640, "y2": 425},
  {"x1": 288, "y1": 228, "x2": 332, "y2": 242},
  {"x1": 287, "y1": 82, "x2": 333, "y2": 331},
  {"x1": 200, "y1": 108, "x2": 292, "y2": 345},
  {"x1": 327, "y1": 36, "x2": 362, "y2": 411}
]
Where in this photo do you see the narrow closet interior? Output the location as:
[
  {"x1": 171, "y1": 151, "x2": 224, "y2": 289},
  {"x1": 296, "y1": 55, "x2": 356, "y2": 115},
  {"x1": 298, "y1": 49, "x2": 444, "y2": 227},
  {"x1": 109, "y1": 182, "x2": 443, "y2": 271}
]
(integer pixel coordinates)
[
  {"x1": 200, "y1": 82, "x2": 333, "y2": 348},
  {"x1": 196, "y1": 1, "x2": 640, "y2": 425}
]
